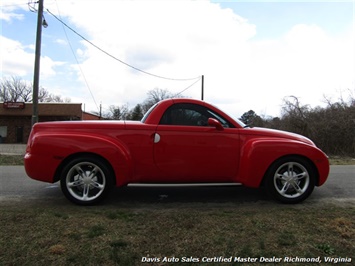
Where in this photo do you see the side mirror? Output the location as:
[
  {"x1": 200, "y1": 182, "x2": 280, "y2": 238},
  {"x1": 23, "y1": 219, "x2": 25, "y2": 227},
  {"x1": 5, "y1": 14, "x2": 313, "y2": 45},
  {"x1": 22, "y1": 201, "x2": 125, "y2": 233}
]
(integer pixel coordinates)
[{"x1": 208, "y1": 118, "x2": 224, "y2": 131}]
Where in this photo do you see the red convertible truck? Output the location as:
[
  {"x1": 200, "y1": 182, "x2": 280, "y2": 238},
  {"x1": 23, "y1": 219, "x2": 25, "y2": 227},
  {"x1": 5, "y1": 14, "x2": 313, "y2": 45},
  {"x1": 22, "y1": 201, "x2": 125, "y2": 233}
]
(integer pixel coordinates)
[{"x1": 24, "y1": 98, "x2": 329, "y2": 205}]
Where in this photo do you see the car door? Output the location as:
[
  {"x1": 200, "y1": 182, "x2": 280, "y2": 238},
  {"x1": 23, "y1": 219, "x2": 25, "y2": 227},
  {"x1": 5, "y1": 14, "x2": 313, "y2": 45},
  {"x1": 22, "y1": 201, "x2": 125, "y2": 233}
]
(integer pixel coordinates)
[{"x1": 153, "y1": 103, "x2": 240, "y2": 182}]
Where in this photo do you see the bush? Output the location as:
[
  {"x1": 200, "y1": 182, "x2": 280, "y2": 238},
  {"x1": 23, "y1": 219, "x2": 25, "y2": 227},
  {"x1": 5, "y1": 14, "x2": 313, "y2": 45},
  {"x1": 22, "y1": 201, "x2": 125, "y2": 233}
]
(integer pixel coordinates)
[{"x1": 246, "y1": 93, "x2": 355, "y2": 156}]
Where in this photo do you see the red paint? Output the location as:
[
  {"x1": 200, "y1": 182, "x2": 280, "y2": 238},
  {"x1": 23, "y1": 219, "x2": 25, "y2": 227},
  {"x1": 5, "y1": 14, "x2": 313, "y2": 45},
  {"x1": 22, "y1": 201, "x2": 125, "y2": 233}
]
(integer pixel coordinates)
[{"x1": 24, "y1": 98, "x2": 329, "y2": 189}]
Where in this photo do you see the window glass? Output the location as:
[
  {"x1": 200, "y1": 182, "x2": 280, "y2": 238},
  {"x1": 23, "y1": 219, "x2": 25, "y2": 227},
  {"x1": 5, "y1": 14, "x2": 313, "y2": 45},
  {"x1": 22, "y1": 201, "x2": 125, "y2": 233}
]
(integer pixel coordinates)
[
  {"x1": 0, "y1": 126, "x2": 7, "y2": 137},
  {"x1": 160, "y1": 103, "x2": 234, "y2": 128},
  {"x1": 141, "y1": 103, "x2": 158, "y2": 122}
]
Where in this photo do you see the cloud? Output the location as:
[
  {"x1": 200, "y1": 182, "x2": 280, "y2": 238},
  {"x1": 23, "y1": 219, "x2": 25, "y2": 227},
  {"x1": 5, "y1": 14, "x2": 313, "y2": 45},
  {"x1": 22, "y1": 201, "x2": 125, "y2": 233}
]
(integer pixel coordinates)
[
  {"x1": 1, "y1": 36, "x2": 65, "y2": 79},
  {"x1": 0, "y1": 36, "x2": 34, "y2": 76},
  {"x1": 124, "y1": 45, "x2": 174, "y2": 72},
  {"x1": 54, "y1": 38, "x2": 68, "y2": 46},
  {"x1": 1, "y1": 1, "x2": 353, "y2": 117},
  {"x1": 0, "y1": 11, "x2": 24, "y2": 22},
  {"x1": 0, "y1": 4, "x2": 25, "y2": 22},
  {"x1": 216, "y1": 23, "x2": 354, "y2": 116},
  {"x1": 50, "y1": 1, "x2": 258, "y2": 113}
]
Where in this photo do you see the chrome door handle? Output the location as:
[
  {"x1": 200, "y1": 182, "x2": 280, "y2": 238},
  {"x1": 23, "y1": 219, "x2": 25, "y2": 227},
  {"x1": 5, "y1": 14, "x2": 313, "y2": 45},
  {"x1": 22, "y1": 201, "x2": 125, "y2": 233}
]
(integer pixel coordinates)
[{"x1": 154, "y1": 133, "x2": 161, "y2": 143}]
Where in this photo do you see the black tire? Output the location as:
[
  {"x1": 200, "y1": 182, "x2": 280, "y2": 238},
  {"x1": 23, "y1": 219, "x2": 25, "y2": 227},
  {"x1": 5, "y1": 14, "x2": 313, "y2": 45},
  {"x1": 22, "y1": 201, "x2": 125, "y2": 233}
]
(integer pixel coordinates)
[
  {"x1": 264, "y1": 156, "x2": 316, "y2": 204},
  {"x1": 60, "y1": 156, "x2": 114, "y2": 205}
]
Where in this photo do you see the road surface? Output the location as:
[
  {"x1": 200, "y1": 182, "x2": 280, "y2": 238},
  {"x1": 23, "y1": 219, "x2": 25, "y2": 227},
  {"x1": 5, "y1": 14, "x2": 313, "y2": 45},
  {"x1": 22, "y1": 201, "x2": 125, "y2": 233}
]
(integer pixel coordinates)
[{"x1": 0, "y1": 165, "x2": 354, "y2": 206}]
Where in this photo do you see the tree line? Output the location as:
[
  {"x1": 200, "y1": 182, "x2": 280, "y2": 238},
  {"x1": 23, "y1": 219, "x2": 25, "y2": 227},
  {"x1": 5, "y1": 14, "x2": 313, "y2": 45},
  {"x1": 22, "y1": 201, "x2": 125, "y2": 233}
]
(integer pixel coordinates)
[
  {"x1": 2, "y1": 76, "x2": 354, "y2": 156},
  {"x1": 106, "y1": 90, "x2": 355, "y2": 156},
  {"x1": 102, "y1": 88, "x2": 177, "y2": 121},
  {"x1": 0, "y1": 76, "x2": 71, "y2": 103},
  {"x1": 240, "y1": 94, "x2": 355, "y2": 156}
]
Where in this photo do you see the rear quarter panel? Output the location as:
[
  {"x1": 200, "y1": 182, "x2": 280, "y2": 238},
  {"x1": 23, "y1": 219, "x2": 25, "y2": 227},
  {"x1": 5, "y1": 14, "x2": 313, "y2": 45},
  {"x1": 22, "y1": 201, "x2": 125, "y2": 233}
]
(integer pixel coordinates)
[
  {"x1": 25, "y1": 132, "x2": 133, "y2": 186},
  {"x1": 25, "y1": 121, "x2": 159, "y2": 185}
]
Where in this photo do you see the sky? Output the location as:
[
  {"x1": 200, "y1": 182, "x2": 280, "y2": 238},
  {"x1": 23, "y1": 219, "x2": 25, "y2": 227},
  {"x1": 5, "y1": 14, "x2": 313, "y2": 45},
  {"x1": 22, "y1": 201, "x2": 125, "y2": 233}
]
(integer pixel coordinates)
[{"x1": 1, "y1": 0, "x2": 354, "y2": 118}]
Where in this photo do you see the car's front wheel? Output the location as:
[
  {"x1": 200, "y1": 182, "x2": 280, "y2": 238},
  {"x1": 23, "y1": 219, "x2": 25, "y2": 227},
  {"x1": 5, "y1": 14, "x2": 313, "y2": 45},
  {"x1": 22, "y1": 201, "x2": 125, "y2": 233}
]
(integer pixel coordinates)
[
  {"x1": 60, "y1": 156, "x2": 113, "y2": 205},
  {"x1": 265, "y1": 156, "x2": 316, "y2": 204}
]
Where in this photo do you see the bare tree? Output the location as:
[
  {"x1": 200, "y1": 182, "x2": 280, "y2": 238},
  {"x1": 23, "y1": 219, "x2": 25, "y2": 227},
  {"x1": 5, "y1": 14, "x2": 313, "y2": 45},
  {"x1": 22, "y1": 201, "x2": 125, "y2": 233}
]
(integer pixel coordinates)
[
  {"x1": 106, "y1": 104, "x2": 130, "y2": 120},
  {"x1": 277, "y1": 94, "x2": 355, "y2": 156},
  {"x1": 0, "y1": 76, "x2": 32, "y2": 102},
  {"x1": 280, "y1": 96, "x2": 311, "y2": 136},
  {"x1": 1, "y1": 76, "x2": 71, "y2": 103},
  {"x1": 142, "y1": 88, "x2": 175, "y2": 113},
  {"x1": 39, "y1": 92, "x2": 71, "y2": 103},
  {"x1": 38, "y1": 87, "x2": 49, "y2": 102},
  {"x1": 104, "y1": 88, "x2": 183, "y2": 120}
]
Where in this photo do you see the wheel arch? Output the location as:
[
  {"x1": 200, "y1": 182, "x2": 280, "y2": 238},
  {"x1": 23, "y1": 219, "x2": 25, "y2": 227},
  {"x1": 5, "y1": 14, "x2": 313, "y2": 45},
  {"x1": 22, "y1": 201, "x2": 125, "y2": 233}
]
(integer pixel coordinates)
[
  {"x1": 238, "y1": 138, "x2": 325, "y2": 188},
  {"x1": 31, "y1": 133, "x2": 133, "y2": 186},
  {"x1": 53, "y1": 152, "x2": 116, "y2": 184}
]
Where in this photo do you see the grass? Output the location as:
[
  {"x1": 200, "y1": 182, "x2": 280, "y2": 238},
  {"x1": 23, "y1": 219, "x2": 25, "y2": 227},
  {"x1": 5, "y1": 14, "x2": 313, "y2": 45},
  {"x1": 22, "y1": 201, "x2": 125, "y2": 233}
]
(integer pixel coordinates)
[
  {"x1": 328, "y1": 156, "x2": 355, "y2": 165},
  {"x1": 0, "y1": 203, "x2": 354, "y2": 265},
  {"x1": 0, "y1": 154, "x2": 354, "y2": 265},
  {"x1": 0, "y1": 155, "x2": 24, "y2": 165}
]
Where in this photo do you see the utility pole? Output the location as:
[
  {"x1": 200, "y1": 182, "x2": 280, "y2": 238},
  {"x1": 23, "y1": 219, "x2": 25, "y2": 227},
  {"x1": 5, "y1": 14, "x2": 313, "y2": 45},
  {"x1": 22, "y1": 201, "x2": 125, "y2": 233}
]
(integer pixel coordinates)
[
  {"x1": 32, "y1": 0, "x2": 44, "y2": 126},
  {"x1": 201, "y1": 75, "x2": 204, "y2": 100}
]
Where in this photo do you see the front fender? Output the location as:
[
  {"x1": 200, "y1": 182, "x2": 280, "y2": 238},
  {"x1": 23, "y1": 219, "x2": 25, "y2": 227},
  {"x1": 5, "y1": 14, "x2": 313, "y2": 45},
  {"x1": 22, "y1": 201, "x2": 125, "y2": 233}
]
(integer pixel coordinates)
[
  {"x1": 25, "y1": 132, "x2": 132, "y2": 186},
  {"x1": 238, "y1": 139, "x2": 329, "y2": 188}
]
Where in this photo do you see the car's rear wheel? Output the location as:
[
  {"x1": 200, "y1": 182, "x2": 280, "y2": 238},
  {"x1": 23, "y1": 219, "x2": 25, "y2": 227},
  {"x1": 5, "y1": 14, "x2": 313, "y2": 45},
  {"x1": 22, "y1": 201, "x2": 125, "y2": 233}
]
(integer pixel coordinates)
[
  {"x1": 60, "y1": 156, "x2": 113, "y2": 205},
  {"x1": 265, "y1": 156, "x2": 316, "y2": 204}
]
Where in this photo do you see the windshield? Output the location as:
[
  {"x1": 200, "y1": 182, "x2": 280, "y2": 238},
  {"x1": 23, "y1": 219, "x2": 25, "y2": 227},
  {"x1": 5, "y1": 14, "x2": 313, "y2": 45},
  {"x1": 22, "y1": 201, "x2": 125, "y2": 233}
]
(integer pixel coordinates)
[
  {"x1": 234, "y1": 117, "x2": 247, "y2": 128},
  {"x1": 209, "y1": 103, "x2": 247, "y2": 128}
]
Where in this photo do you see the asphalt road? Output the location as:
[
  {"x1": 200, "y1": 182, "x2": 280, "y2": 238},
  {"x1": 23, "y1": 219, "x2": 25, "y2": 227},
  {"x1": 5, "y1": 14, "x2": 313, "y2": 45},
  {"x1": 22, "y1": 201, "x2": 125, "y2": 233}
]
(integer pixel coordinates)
[{"x1": 0, "y1": 165, "x2": 354, "y2": 206}]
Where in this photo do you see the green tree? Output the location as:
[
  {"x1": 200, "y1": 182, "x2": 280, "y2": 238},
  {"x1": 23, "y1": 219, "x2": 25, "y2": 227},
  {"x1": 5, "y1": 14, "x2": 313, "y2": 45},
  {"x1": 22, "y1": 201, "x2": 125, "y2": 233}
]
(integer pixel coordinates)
[
  {"x1": 129, "y1": 104, "x2": 144, "y2": 121},
  {"x1": 240, "y1": 110, "x2": 264, "y2": 127}
]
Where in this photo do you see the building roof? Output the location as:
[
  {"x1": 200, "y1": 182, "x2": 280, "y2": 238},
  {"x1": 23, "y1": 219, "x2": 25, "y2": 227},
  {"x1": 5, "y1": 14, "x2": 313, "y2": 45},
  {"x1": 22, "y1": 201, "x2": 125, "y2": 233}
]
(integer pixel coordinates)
[
  {"x1": 83, "y1": 111, "x2": 101, "y2": 120},
  {"x1": 0, "y1": 102, "x2": 82, "y2": 117}
]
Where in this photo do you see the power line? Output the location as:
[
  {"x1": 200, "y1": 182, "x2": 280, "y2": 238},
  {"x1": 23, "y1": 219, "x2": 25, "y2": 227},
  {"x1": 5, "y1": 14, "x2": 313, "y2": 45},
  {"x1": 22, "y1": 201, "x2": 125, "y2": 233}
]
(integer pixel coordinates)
[
  {"x1": 53, "y1": 1, "x2": 100, "y2": 112},
  {"x1": 46, "y1": 8, "x2": 201, "y2": 82},
  {"x1": 174, "y1": 77, "x2": 202, "y2": 97},
  {"x1": 27, "y1": 0, "x2": 38, "y2": 12}
]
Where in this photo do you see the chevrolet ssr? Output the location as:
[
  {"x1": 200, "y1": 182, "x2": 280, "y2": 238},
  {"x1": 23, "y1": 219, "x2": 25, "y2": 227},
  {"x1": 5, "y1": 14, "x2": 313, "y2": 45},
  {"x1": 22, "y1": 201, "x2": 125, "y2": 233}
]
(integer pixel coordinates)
[{"x1": 24, "y1": 98, "x2": 329, "y2": 205}]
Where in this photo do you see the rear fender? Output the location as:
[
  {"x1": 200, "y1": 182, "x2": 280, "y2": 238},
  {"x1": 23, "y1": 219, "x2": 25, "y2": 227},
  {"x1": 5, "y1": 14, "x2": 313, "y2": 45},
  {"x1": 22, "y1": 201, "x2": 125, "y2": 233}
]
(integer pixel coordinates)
[{"x1": 28, "y1": 133, "x2": 132, "y2": 186}]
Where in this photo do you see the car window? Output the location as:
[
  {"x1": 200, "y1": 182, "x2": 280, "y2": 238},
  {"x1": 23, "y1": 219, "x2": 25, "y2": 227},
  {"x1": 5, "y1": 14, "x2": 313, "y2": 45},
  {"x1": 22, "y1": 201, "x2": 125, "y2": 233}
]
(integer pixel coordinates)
[
  {"x1": 160, "y1": 103, "x2": 234, "y2": 128},
  {"x1": 141, "y1": 103, "x2": 158, "y2": 123},
  {"x1": 206, "y1": 110, "x2": 232, "y2": 128}
]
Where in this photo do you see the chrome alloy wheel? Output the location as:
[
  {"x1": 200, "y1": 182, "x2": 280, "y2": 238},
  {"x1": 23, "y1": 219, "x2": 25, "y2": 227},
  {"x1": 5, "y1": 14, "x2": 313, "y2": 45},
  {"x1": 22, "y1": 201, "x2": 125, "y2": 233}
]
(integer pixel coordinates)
[
  {"x1": 273, "y1": 162, "x2": 310, "y2": 199},
  {"x1": 65, "y1": 162, "x2": 106, "y2": 202}
]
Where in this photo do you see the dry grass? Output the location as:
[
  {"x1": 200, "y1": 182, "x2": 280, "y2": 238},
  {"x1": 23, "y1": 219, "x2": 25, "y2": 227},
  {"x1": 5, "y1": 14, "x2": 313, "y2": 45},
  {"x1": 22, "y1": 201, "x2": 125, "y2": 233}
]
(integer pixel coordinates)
[
  {"x1": 0, "y1": 155, "x2": 24, "y2": 165},
  {"x1": 328, "y1": 156, "x2": 355, "y2": 165},
  {"x1": 0, "y1": 155, "x2": 354, "y2": 265},
  {"x1": 0, "y1": 203, "x2": 354, "y2": 265}
]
